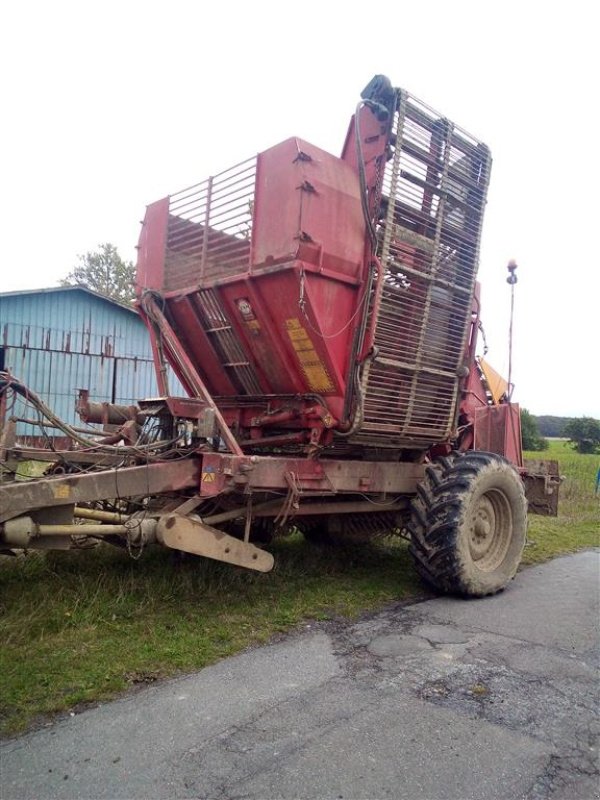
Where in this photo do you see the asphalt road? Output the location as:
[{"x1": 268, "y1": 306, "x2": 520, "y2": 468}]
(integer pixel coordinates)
[{"x1": 2, "y1": 550, "x2": 599, "y2": 800}]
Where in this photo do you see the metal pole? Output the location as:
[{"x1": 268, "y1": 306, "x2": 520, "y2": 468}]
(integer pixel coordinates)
[
  {"x1": 506, "y1": 259, "x2": 518, "y2": 400},
  {"x1": 74, "y1": 507, "x2": 130, "y2": 523},
  {"x1": 37, "y1": 524, "x2": 130, "y2": 536}
]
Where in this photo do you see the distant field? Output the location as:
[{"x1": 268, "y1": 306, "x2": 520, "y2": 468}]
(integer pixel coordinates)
[
  {"x1": 1, "y1": 440, "x2": 598, "y2": 736},
  {"x1": 521, "y1": 439, "x2": 599, "y2": 564}
]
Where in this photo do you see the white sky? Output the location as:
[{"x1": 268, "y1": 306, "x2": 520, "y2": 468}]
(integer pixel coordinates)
[{"x1": 1, "y1": 0, "x2": 596, "y2": 417}]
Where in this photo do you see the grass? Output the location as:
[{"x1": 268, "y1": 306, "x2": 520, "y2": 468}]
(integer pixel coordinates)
[
  {"x1": 522, "y1": 439, "x2": 600, "y2": 564},
  {"x1": 0, "y1": 534, "x2": 422, "y2": 737},
  {"x1": 1, "y1": 440, "x2": 598, "y2": 736}
]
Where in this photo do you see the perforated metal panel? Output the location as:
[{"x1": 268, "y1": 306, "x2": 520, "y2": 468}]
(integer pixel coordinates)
[{"x1": 352, "y1": 89, "x2": 491, "y2": 447}]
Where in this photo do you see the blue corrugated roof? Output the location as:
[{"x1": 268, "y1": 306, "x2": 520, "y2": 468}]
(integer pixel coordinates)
[
  {"x1": 0, "y1": 286, "x2": 153, "y2": 358},
  {"x1": 0, "y1": 285, "x2": 137, "y2": 314}
]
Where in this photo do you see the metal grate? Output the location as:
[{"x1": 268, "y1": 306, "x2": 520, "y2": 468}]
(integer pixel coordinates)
[
  {"x1": 192, "y1": 289, "x2": 262, "y2": 395},
  {"x1": 164, "y1": 157, "x2": 257, "y2": 291},
  {"x1": 354, "y1": 89, "x2": 491, "y2": 446}
]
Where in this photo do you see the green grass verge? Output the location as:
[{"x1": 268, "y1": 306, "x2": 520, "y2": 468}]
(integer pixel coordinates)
[
  {"x1": 522, "y1": 439, "x2": 599, "y2": 564},
  {"x1": 0, "y1": 535, "x2": 422, "y2": 737},
  {"x1": 1, "y1": 440, "x2": 598, "y2": 736}
]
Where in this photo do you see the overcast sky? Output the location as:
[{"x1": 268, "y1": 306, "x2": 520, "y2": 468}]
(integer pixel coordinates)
[{"x1": 1, "y1": 0, "x2": 596, "y2": 417}]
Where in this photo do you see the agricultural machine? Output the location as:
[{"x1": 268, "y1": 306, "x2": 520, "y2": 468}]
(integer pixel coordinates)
[{"x1": 0, "y1": 76, "x2": 559, "y2": 596}]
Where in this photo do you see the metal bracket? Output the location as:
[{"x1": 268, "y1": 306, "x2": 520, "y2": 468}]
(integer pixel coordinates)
[{"x1": 156, "y1": 514, "x2": 274, "y2": 572}]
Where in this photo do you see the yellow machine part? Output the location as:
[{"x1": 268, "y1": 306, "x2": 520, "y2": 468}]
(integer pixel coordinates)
[{"x1": 479, "y1": 358, "x2": 509, "y2": 405}]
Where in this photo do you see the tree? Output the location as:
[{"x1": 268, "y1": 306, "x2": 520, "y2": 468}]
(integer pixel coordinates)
[
  {"x1": 520, "y1": 408, "x2": 548, "y2": 451},
  {"x1": 536, "y1": 415, "x2": 573, "y2": 438},
  {"x1": 60, "y1": 243, "x2": 136, "y2": 306},
  {"x1": 564, "y1": 417, "x2": 600, "y2": 454}
]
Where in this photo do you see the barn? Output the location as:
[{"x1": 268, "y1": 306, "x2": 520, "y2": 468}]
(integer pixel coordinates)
[{"x1": 0, "y1": 286, "x2": 180, "y2": 439}]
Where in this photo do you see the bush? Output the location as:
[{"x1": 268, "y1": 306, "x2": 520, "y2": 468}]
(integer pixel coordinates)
[
  {"x1": 521, "y1": 409, "x2": 548, "y2": 451},
  {"x1": 564, "y1": 417, "x2": 600, "y2": 454}
]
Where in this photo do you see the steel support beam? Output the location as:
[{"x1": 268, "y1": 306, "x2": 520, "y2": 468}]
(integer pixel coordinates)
[{"x1": 0, "y1": 460, "x2": 200, "y2": 523}]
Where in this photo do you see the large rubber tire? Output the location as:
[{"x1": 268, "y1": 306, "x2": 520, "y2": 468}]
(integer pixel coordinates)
[{"x1": 408, "y1": 452, "x2": 527, "y2": 597}]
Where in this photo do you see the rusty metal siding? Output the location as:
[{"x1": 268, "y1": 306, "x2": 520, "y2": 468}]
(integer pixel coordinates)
[{"x1": 0, "y1": 288, "x2": 183, "y2": 437}]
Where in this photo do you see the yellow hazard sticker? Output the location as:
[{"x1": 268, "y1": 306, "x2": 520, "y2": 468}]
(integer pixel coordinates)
[
  {"x1": 291, "y1": 337, "x2": 314, "y2": 352},
  {"x1": 52, "y1": 485, "x2": 71, "y2": 499},
  {"x1": 303, "y1": 364, "x2": 335, "y2": 392},
  {"x1": 287, "y1": 327, "x2": 310, "y2": 344},
  {"x1": 296, "y1": 349, "x2": 323, "y2": 366},
  {"x1": 284, "y1": 318, "x2": 334, "y2": 392},
  {"x1": 202, "y1": 470, "x2": 216, "y2": 483}
]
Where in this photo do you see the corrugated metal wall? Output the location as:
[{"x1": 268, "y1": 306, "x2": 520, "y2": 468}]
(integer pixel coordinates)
[{"x1": 0, "y1": 288, "x2": 184, "y2": 437}]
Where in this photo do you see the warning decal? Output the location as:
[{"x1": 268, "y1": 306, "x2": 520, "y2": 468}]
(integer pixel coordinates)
[
  {"x1": 284, "y1": 318, "x2": 334, "y2": 392},
  {"x1": 202, "y1": 466, "x2": 216, "y2": 483}
]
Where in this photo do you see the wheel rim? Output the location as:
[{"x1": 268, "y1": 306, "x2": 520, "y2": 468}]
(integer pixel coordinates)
[{"x1": 467, "y1": 488, "x2": 513, "y2": 571}]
